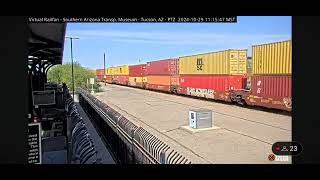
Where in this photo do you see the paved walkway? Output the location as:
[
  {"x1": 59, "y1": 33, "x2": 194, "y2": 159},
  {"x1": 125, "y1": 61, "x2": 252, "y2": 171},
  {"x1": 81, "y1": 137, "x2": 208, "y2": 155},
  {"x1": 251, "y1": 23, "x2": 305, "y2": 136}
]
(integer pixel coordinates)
[
  {"x1": 74, "y1": 95, "x2": 116, "y2": 164},
  {"x1": 94, "y1": 84, "x2": 292, "y2": 164}
]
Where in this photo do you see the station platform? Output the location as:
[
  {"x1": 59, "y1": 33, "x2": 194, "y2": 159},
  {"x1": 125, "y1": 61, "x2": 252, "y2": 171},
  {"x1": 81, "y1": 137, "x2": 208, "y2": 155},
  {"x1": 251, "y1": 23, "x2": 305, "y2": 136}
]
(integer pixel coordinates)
[
  {"x1": 41, "y1": 95, "x2": 115, "y2": 164},
  {"x1": 93, "y1": 83, "x2": 292, "y2": 164}
]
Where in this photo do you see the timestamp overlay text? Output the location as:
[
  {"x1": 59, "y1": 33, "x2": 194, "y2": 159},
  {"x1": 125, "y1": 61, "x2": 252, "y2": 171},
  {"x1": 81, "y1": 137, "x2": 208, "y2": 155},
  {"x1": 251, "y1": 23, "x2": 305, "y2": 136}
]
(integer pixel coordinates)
[{"x1": 28, "y1": 16, "x2": 237, "y2": 23}]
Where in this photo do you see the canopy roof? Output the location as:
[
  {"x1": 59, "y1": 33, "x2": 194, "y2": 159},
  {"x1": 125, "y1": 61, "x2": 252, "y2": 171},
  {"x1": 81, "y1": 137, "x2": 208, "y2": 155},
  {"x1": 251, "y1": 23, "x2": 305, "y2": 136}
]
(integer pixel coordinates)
[{"x1": 28, "y1": 23, "x2": 67, "y2": 65}]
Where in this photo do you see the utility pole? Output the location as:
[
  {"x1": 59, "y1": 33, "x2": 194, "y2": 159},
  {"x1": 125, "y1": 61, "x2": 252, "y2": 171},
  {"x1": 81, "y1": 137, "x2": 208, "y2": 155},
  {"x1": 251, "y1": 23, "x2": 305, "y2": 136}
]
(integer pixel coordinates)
[{"x1": 65, "y1": 37, "x2": 79, "y2": 99}]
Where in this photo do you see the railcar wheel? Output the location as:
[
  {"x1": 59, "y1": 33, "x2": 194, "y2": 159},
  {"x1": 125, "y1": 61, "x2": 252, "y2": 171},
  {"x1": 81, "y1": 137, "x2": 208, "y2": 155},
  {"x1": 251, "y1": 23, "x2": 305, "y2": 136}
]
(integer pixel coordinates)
[{"x1": 236, "y1": 96, "x2": 246, "y2": 106}]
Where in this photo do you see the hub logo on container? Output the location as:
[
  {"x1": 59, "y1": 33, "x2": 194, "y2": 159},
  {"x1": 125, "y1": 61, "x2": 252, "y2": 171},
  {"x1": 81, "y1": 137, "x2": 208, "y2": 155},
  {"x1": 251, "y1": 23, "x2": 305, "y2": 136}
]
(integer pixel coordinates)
[{"x1": 196, "y1": 58, "x2": 204, "y2": 71}]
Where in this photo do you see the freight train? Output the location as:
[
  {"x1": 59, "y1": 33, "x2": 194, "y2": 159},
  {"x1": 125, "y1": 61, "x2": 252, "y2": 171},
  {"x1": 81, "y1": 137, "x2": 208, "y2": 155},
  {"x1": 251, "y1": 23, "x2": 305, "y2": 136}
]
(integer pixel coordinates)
[{"x1": 96, "y1": 40, "x2": 292, "y2": 112}]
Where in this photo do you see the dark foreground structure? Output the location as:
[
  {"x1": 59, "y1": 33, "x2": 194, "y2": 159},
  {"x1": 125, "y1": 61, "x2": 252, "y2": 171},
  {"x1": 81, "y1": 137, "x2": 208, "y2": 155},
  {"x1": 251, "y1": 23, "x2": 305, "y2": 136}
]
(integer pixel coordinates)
[
  {"x1": 26, "y1": 23, "x2": 115, "y2": 164},
  {"x1": 24, "y1": 23, "x2": 191, "y2": 164}
]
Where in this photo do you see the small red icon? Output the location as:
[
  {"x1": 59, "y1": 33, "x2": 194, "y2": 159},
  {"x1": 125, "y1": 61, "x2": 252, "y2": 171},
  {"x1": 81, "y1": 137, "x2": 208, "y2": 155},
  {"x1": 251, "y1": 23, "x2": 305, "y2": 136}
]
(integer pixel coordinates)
[{"x1": 275, "y1": 146, "x2": 281, "y2": 151}]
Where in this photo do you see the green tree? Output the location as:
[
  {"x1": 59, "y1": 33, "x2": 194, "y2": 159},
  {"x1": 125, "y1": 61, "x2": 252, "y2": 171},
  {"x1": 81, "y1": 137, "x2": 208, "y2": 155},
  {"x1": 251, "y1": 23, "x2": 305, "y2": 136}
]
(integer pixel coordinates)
[{"x1": 47, "y1": 62, "x2": 101, "y2": 92}]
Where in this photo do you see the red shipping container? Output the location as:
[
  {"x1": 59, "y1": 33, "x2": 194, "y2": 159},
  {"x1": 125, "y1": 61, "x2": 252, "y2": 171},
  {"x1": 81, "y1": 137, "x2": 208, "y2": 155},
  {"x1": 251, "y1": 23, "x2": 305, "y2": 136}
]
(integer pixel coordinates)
[
  {"x1": 146, "y1": 84, "x2": 171, "y2": 92},
  {"x1": 106, "y1": 76, "x2": 113, "y2": 83},
  {"x1": 179, "y1": 75, "x2": 246, "y2": 92},
  {"x1": 96, "y1": 75, "x2": 104, "y2": 81},
  {"x1": 146, "y1": 59, "x2": 179, "y2": 75},
  {"x1": 96, "y1": 69, "x2": 104, "y2": 76},
  {"x1": 178, "y1": 75, "x2": 247, "y2": 101},
  {"x1": 247, "y1": 75, "x2": 292, "y2": 111},
  {"x1": 170, "y1": 75, "x2": 180, "y2": 86},
  {"x1": 251, "y1": 75, "x2": 291, "y2": 97},
  {"x1": 129, "y1": 64, "x2": 146, "y2": 76},
  {"x1": 113, "y1": 75, "x2": 129, "y2": 85}
]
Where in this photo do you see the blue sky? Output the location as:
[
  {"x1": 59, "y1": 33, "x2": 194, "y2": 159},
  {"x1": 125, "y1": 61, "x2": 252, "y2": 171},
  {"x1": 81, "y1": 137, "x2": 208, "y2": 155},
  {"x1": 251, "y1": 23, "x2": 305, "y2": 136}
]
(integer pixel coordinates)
[{"x1": 63, "y1": 16, "x2": 291, "y2": 70}]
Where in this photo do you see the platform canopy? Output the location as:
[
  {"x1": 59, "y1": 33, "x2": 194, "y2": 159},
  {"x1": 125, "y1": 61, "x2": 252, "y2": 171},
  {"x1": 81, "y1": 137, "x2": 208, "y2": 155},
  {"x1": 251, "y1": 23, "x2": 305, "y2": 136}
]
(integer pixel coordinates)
[{"x1": 28, "y1": 23, "x2": 67, "y2": 65}]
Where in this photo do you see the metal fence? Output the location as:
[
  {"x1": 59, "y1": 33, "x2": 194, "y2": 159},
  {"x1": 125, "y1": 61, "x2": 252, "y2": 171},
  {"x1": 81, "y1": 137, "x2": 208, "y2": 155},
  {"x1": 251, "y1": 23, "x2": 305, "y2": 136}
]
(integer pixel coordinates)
[
  {"x1": 64, "y1": 87, "x2": 101, "y2": 164},
  {"x1": 77, "y1": 88, "x2": 191, "y2": 164}
]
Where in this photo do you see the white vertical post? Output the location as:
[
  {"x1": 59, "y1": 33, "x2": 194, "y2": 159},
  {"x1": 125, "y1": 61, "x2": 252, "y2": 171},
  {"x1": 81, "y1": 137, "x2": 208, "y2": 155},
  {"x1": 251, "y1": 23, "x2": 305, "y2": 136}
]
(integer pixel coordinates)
[{"x1": 90, "y1": 78, "x2": 95, "y2": 94}]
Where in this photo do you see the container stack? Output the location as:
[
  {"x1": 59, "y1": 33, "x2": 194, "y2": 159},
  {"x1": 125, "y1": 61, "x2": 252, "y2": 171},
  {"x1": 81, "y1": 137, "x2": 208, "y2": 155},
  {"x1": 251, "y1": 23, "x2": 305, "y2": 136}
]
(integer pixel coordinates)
[
  {"x1": 145, "y1": 59, "x2": 179, "y2": 92},
  {"x1": 105, "y1": 67, "x2": 115, "y2": 83},
  {"x1": 178, "y1": 49, "x2": 248, "y2": 101},
  {"x1": 112, "y1": 65, "x2": 129, "y2": 85},
  {"x1": 128, "y1": 64, "x2": 147, "y2": 88},
  {"x1": 95, "y1": 69, "x2": 104, "y2": 81},
  {"x1": 249, "y1": 40, "x2": 292, "y2": 111}
]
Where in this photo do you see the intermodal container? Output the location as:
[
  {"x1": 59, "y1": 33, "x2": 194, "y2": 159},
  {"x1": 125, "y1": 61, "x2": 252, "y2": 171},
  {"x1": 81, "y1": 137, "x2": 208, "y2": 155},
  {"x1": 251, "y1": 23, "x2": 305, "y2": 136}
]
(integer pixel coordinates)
[
  {"x1": 170, "y1": 75, "x2": 180, "y2": 86},
  {"x1": 178, "y1": 75, "x2": 247, "y2": 101},
  {"x1": 146, "y1": 59, "x2": 179, "y2": 75},
  {"x1": 179, "y1": 75, "x2": 247, "y2": 92},
  {"x1": 105, "y1": 76, "x2": 113, "y2": 83},
  {"x1": 248, "y1": 75, "x2": 292, "y2": 111},
  {"x1": 128, "y1": 77, "x2": 143, "y2": 86},
  {"x1": 106, "y1": 67, "x2": 115, "y2": 75},
  {"x1": 251, "y1": 75, "x2": 291, "y2": 98},
  {"x1": 96, "y1": 75, "x2": 104, "y2": 81},
  {"x1": 146, "y1": 84, "x2": 171, "y2": 92},
  {"x1": 179, "y1": 49, "x2": 247, "y2": 75},
  {"x1": 96, "y1": 69, "x2": 104, "y2": 81},
  {"x1": 142, "y1": 77, "x2": 148, "y2": 83},
  {"x1": 129, "y1": 77, "x2": 143, "y2": 83},
  {"x1": 146, "y1": 75, "x2": 171, "y2": 86},
  {"x1": 129, "y1": 64, "x2": 146, "y2": 76},
  {"x1": 113, "y1": 65, "x2": 129, "y2": 76},
  {"x1": 252, "y1": 40, "x2": 292, "y2": 75},
  {"x1": 128, "y1": 77, "x2": 146, "y2": 88},
  {"x1": 113, "y1": 75, "x2": 129, "y2": 85},
  {"x1": 96, "y1": 69, "x2": 104, "y2": 76}
]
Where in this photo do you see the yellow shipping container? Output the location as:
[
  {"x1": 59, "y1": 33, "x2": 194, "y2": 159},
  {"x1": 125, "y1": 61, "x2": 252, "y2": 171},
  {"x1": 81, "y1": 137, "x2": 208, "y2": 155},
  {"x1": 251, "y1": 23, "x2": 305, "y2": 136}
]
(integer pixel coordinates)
[
  {"x1": 179, "y1": 49, "x2": 247, "y2": 75},
  {"x1": 106, "y1": 67, "x2": 115, "y2": 75},
  {"x1": 113, "y1": 65, "x2": 129, "y2": 75},
  {"x1": 252, "y1": 40, "x2": 292, "y2": 75},
  {"x1": 129, "y1": 77, "x2": 143, "y2": 84},
  {"x1": 142, "y1": 77, "x2": 147, "y2": 83}
]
